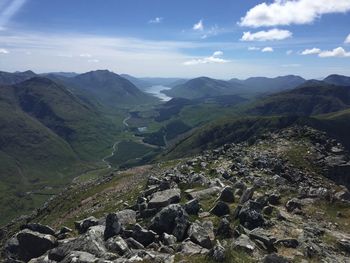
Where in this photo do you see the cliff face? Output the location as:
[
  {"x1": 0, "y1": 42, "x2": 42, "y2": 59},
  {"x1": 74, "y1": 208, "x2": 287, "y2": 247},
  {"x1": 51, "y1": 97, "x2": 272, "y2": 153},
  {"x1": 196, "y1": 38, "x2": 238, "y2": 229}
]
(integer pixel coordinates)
[{"x1": 2, "y1": 126, "x2": 350, "y2": 262}]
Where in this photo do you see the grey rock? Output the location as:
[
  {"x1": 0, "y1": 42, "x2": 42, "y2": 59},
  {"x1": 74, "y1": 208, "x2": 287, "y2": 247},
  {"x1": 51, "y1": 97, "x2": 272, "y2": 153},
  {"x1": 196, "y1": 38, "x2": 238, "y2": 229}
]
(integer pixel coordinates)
[
  {"x1": 148, "y1": 188, "x2": 181, "y2": 209},
  {"x1": 104, "y1": 213, "x2": 122, "y2": 240},
  {"x1": 105, "y1": 236, "x2": 130, "y2": 255},
  {"x1": 275, "y1": 238, "x2": 299, "y2": 248},
  {"x1": 208, "y1": 242, "x2": 226, "y2": 262},
  {"x1": 162, "y1": 233, "x2": 177, "y2": 246},
  {"x1": 219, "y1": 187, "x2": 235, "y2": 203},
  {"x1": 187, "y1": 221, "x2": 215, "y2": 249},
  {"x1": 187, "y1": 187, "x2": 221, "y2": 200},
  {"x1": 180, "y1": 241, "x2": 209, "y2": 255},
  {"x1": 125, "y1": 237, "x2": 144, "y2": 249},
  {"x1": 210, "y1": 201, "x2": 230, "y2": 217},
  {"x1": 338, "y1": 238, "x2": 350, "y2": 253},
  {"x1": 74, "y1": 216, "x2": 99, "y2": 234},
  {"x1": 233, "y1": 234, "x2": 255, "y2": 252},
  {"x1": 20, "y1": 223, "x2": 55, "y2": 236},
  {"x1": 285, "y1": 198, "x2": 302, "y2": 213},
  {"x1": 60, "y1": 251, "x2": 98, "y2": 263},
  {"x1": 115, "y1": 209, "x2": 137, "y2": 226},
  {"x1": 184, "y1": 199, "x2": 200, "y2": 215},
  {"x1": 216, "y1": 217, "x2": 233, "y2": 238},
  {"x1": 149, "y1": 204, "x2": 189, "y2": 241},
  {"x1": 239, "y1": 187, "x2": 255, "y2": 204},
  {"x1": 262, "y1": 253, "x2": 291, "y2": 263},
  {"x1": 238, "y1": 201, "x2": 265, "y2": 230},
  {"x1": 249, "y1": 228, "x2": 276, "y2": 252},
  {"x1": 131, "y1": 224, "x2": 156, "y2": 247}
]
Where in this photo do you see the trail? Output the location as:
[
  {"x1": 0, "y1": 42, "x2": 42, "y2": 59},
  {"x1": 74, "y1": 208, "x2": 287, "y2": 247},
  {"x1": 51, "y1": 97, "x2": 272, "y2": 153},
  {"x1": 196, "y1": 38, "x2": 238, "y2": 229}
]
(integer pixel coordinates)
[{"x1": 123, "y1": 115, "x2": 131, "y2": 127}]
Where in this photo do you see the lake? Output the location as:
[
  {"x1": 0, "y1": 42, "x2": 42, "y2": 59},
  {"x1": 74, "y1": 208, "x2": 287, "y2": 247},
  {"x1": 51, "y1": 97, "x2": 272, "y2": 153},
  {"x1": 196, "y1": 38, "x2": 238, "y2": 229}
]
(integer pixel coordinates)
[{"x1": 144, "y1": 85, "x2": 172, "y2": 101}]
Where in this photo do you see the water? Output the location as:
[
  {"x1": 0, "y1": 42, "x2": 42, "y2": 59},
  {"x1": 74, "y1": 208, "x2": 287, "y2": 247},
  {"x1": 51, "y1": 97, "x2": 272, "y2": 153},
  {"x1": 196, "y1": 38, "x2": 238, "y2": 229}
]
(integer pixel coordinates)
[{"x1": 144, "y1": 85, "x2": 172, "y2": 101}]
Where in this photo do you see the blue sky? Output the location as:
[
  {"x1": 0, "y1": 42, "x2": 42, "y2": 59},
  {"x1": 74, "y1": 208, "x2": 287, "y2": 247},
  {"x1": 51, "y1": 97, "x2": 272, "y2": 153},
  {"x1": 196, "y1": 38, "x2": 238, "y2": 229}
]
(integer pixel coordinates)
[{"x1": 0, "y1": 0, "x2": 350, "y2": 79}]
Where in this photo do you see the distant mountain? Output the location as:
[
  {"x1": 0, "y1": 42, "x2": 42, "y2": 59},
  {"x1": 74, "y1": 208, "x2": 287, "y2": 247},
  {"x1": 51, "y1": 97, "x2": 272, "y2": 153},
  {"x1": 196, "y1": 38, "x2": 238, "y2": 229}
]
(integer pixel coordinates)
[
  {"x1": 247, "y1": 80, "x2": 350, "y2": 116},
  {"x1": 43, "y1": 72, "x2": 78, "y2": 78},
  {"x1": 324, "y1": 74, "x2": 350, "y2": 86},
  {"x1": 120, "y1": 74, "x2": 152, "y2": 89},
  {"x1": 163, "y1": 77, "x2": 245, "y2": 99},
  {"x1": 57, "y1": 70, "x2": 159, "y2": 109},
  {"x1": 0, "y1": 70, "x2": 36, "y2": 85},
  {"x1": 139, "y1": 77, "x2": 187, "y2": 87},
  {"x1": 230, "y1": 75, "x2": 306, "y2": 94}
]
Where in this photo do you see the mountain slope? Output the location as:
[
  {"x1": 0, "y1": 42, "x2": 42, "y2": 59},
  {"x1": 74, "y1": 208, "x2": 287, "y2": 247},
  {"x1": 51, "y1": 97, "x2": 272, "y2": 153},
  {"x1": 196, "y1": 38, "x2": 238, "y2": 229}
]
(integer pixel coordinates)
[
  {"x1": 163, "y1": 77, "x2": 245, "y2": 99},
  {"x1": 247, "y1": 81, "x2": 350, "y2": 116},
  {"x1": 324, "y1": 74, "x2": 350, "y2": 86},
  {"x1": 0, "y1": 70, "x2": 36, "y2": 85}
]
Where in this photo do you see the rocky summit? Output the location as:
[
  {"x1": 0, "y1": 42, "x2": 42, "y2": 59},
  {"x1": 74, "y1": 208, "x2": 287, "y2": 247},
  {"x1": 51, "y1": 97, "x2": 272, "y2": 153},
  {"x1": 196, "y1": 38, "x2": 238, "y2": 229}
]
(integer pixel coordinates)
[{"x1": 1, "y1": 126, "x2": 350, "y2": 262}]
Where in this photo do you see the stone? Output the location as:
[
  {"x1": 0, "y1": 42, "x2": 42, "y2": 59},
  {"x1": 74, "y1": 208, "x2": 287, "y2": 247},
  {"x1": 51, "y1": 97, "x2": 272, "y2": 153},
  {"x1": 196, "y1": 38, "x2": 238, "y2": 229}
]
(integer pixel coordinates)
[
  {"x1": 187, "y1": 221, "x2": 215, "y2": 249},
  {"x1": 210, "y1": 201, "x2": 230, "y2": 217},
  {"x1": 180, "y1": 241, "x2": 209, "y2": 255},
  {"x1": 187, "y1": 187, "x2": 221, "y2": 200},
  {"x1": 216, "y1": 217, "x2": 233, "y2": 238},
  {"x1": 184, "y1": 199, "x2": 200, "y2": 215},
  {"x1": 233, "y1": 234, "x2": 255, "y2": 252},
  {"x1": 249, "y1": 228, "x2": 276, "y2": 252},
  {"x1": 238, "y1": 201, "x2": 265, "y2": 230},
  {"x1": 148, "y1": 188, "x2": 181, "y2": 209},
  {"x1": 162, "y1": 233, "x2": 177, "y2": 246},
  {"x1": 285, "y1": 198, "x2": 302, "y2": 213},
  {"x1": 338, "y1": 238, "x2": 350, "y2": 253},
  {"x1": 60, "y1": 251, "x2": 98, "y2": 263},
  {"x1": 149, "y1": 204, "x2": 189, "y2": 241},
  {"x1": 125, "y1": 237, "x2": 144, "y2": 249},
  {"x1": 335, "y1": 190, "x2": 350, "y2": 202},
  {"x1": 20, "y1": 223, "x2": 55, "y2": 236},
  {"x1": 267, "y1": 193, "x2": 281, "y2": 205},
  {"x1": 132, "y1": 224, "x2": 156, "y2": 247},
  {"x1": 239, "y1": 187, "x2": 255, "y2": 204},
  {"x1": 208, "y1": 242, "x2": 226, "y2": 262},
  {"x1": 104, "y1": 213, "x2": 122, "y2": 240},
  {"x1": 115, "y1": 209, "x2": 137, "y2": 226},
  {"x1": 262, "y1": 253, "x2": 291, "y2": 263},
  {"x1": 14, "y1": 229, "x2": 57, "y2": 262},
  {"x1": 105, "y1": 236, "x2": 130, "y2": 255},
  {"x1": 219, "y1": 187, "x2": 235, "y2": 203},
  {"x1": 275, "y1": 238, "x2": 299, "y2": 248},
  {"x1": 74, "y1": 216, "x2": 99, "y2": 234}
]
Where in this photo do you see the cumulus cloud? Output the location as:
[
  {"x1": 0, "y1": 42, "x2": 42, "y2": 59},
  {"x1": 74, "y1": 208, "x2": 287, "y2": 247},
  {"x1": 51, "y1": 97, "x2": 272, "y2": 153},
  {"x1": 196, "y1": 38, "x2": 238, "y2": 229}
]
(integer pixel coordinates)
[
  {"x1": 193, "y1": 20, "x2": 204, "y2": 31},
  {"x1": 241, "y1": 29, "x2": 292, "y2": 41},
  {"x1": 345, "y1": 34, "x2": 350, "y2": 44},
  {"x1": 240, "y1": 0, "x2": 350, "y2": 27},
  {"x1": 262, "y1": 47, "x2": 274, "y2": 52},
  {"x1": 301, "y1": 48, "x2": 321, "y2": 55},
  {"x1": 318, "y1": 47, "x2": 350, "y2": 58},
  {"x1": 149, "y1": 17, "x2": 163, "y2": 24},
  {"x1": 184, "y1": 51, "x2": 230, "y2": 65},
  {"x1": 0, "y1": 48, "x2": 9, "y2": 54}
]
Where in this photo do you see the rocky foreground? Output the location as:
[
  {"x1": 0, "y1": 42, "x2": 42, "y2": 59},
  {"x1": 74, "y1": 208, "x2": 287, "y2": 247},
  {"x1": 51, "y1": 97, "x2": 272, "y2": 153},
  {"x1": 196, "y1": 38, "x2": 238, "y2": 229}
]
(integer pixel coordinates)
[{"x1": 2, "y1": 126, "x2": 350, "y2": 262}]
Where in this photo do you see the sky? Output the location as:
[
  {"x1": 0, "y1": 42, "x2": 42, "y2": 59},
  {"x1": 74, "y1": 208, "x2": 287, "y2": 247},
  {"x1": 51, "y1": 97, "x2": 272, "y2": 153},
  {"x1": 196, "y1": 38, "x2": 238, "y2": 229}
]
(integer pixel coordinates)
[{"x1": 0, "y1": 0, "x2": 350, "y2": 79}]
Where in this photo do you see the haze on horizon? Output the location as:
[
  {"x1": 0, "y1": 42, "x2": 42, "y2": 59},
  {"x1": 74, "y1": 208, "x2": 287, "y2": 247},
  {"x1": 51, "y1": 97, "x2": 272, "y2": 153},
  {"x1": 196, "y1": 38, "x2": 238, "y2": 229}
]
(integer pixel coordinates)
[{"x1": 0, "y1": 0, "x2": 350, "y2": 79}]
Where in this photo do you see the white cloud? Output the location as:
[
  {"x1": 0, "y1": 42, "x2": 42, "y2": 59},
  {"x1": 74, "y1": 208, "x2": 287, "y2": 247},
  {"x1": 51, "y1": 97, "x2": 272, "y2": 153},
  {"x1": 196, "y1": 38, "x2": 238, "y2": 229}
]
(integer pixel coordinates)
[
  {"x1": 301, "y1": 48, "x2": 321, "y2": 55},
  {"x1": 345, "y1": 34, "x2": 350, "y2": 44},
  {"x1": 318, "y1": 47, "x2": 350, "y2": 58},
  {"x1": 184, "y1": 51, "x2": 230, "y2": 65},
  {"x1": 262, "y1": 47, "x2": 274, "y2": 52},
  {"x1": 240, "y1": 0, "x2": 350, "y2": 27},
  {"x1": 149, "y1": 17, "x2": 163, "y2": 24},
  {"x1": 286, "y1": 50, "x2": 293, "y2": 55},
  {"x1": 193, "y1": 20, "x2": 204, "y2": 31},
  {"x1": 79, "y1": 53, "x2": 92, "y2": 58},
  {"x1": 248, "y1": 47, "x2": 260, "y2": 51},
  {"x1": 0, "y1": 48, "x2": 9, "y2": 54},
  {"x1": 241, "y1": 29, "x2": 292, "y2": 41},
  {"x1": 0, "y1": 0, "x2": 28, "y2": 30}
]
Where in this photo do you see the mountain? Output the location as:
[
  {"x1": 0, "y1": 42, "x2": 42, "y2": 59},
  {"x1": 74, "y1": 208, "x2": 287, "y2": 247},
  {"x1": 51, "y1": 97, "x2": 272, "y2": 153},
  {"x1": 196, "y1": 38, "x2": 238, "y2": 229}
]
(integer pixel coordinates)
[
  {"x1": 163, "y1": 77, "x2": 245, "y2": 99},
  {"x1": 120, "y1": 74, "x2": 152, "y2": 89},
  {"x1": 230, "y1": 75, "x2": 306, "y2": 94},
  {"x1": 0, "y1": 77, "x2": 117, "y2": 224},
  {"x1": 247, "y1": 80, "x2": 350, "y2": 116},
  {"x1": 60, "y1": 70, "x2": 159, "y2": 109},
  {"x1": 324, "y1": 74, "x2": 350, "y2": 86},
  {"x1": 0, "y1": 70, "x2": 36, "y2": 85},
  {"x1": 139, "y1": 77, "x2": 187, "y2": 87},
  {"x1": 43, "y1": 72, "x2": 78, "y2": 78}
]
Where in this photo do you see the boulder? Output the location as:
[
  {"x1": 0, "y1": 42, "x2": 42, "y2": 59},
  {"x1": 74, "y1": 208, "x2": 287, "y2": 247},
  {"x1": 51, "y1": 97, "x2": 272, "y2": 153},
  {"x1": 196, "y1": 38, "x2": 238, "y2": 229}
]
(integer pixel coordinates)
[
  {"x1": 219, "y1": 187, "x2": 235, "y2": 203},
  {"x1": 20, "y1": 223, "x2": 55, "y2": 236},
  {"x1": 184, "y1": 199, "x2": 200, "y2": 215},
  {"x1": 115, "y1": 209, "x2": 137, "y2": 226},
  {"x1": 104, "y1": 213, "x2": 122, "y2": 240},
  {"x1": 285, "y1": 198, "x2": 302, "y2": 213},
  {"x1": 125, "y1": 237, "x2": 145, "y2": 249},
  {"x1": 13, "y1": 229, "x2": 57, "y2": 262},
  {"x1": 148, "y1": 188, "x2": 181, "y2": 209},
  {"x1": 267, "y1": 193, "x2": 281, "y2": 205},
  {"x1": 180, "y1": 241, "x2": 209, "y2": 255},
  {"x1": 162, "y1": 233, "x2": 177, "y2": 246},
  {"x1": 149, "y1": 204, "x2": 189, "y2": 241},
  {"x1": 233, "y1": 234, "x2": 255, "y2": 252},
  {"x1": 238, "y1": 201, "x2": 265, "y2": 230},
  {"x1": 187, "y1": 221, "x2": 215, "y2": 249},
  {"x1": 187, "y1": 187, "x2": 221, "y2": 200},
  {"x1": 216, "y1": 217, "x2": 233, "y2": 238},
  {"x1": 210, "y1": 201, "x2": 230, "y2": 217},
  {"x1": 239, "y1": 187, "x2": 255, "y2": 204},
  {"x1": 262, "y1": 253, "x2": 291, "y2": 263},
  {"x1": 131, "y1": 224, "x2": 156, "y2": 247},
  {"x1": 105, "y1": 236, "x2": 130, "y2": 256},
  {"x1": 74, "y1": 216, "x2": 99, "y2": 234},
  {"x1": 208, "y1": 242, "x2": 226, "y2": 262},
  {"x1": 338, "y1": 238, "x2": 350, "y2": 253},
  {"x1": 249, "y1": 228, "x2": 276, "y2": 252},
  {"x1": 60, "y1": 251, "x2": 98, "y2": 263}
]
